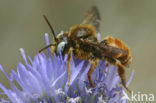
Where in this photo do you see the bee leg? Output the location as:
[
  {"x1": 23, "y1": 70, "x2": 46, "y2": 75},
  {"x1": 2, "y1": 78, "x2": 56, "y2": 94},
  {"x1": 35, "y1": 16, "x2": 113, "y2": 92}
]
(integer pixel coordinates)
[
  {"x1": 87, "y1": 60, "x2": 99, "y2": 88},
  {"x1": 104, "y1": 56, "x2": 131, "y2": 93},
  {"x1": 118, "y1": 64, "x2": 131, "y2": 94},
  {"x1": 67, "y1": 48, "x2": 72, "y2": 86}
]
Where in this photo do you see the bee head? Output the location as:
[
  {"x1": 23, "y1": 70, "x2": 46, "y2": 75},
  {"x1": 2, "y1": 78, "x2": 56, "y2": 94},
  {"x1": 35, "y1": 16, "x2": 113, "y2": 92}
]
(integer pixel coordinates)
[
  {"x1": 55, "y1": 31, "x2": 68, "y2": 55},
  {"x1": 41, "y1": 15, "x2": 68, "y2": 55}
]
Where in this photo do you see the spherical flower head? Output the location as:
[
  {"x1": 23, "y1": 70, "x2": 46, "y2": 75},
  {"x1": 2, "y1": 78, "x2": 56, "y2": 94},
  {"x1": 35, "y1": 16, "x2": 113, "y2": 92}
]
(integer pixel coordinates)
[{"x1": 0, "y1": 33, "x2": 134, "y2": 103}]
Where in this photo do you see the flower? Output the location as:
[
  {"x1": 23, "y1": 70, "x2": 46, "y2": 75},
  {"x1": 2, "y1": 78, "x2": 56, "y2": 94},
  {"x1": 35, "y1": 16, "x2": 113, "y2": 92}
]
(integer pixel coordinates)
[{"x1": 0, "y1": 33, "x2": 134, "y2": 103}]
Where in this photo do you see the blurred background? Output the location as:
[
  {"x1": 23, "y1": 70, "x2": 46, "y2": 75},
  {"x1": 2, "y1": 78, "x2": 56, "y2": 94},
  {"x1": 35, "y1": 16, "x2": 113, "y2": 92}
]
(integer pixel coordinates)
[{"x1": 0, "y1": 0, "x2": 156, "y2": 102}]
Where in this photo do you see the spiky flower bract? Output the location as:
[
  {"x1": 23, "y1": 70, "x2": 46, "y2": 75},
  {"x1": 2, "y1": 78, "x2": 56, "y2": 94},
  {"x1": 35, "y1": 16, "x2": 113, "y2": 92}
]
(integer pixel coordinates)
[{"x1": 0, "y1": 33, "x2": 134, "y2": 103}]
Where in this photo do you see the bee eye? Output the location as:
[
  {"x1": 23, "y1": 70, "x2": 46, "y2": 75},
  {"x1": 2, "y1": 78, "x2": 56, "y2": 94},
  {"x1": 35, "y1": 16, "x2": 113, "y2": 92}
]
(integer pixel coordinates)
[{"x1": 56, "y1": 42, "x2": 67, "y2": 54}]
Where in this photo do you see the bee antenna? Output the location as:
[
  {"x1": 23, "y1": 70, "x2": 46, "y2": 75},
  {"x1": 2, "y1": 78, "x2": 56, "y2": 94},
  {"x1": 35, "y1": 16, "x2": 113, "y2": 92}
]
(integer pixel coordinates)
[
  {"x1": 39, "y1": 44, "x2": 56, "y2": 53},
  {"x1": 43, "y1": 15, "x2": 57, "y2": 41}
]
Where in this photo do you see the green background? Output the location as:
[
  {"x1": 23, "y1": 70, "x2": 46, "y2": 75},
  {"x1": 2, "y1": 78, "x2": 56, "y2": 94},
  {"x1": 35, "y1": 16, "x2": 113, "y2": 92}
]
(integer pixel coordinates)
[{"x1": 0, "y1": 0, "x2": 156, "y2": 102}]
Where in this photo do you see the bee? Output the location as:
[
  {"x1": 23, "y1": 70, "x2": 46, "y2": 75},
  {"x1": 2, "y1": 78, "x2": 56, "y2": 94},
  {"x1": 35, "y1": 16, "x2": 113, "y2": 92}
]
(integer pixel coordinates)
[{"x1": 40, "y1": 6, "x2": 132, "y2": 93}]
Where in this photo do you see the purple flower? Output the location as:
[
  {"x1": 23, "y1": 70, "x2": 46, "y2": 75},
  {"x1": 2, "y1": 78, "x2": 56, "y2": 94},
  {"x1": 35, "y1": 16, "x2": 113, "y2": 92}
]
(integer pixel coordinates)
[{"x1": 0, "y1": 33, "x2": 134, "y2": 103}]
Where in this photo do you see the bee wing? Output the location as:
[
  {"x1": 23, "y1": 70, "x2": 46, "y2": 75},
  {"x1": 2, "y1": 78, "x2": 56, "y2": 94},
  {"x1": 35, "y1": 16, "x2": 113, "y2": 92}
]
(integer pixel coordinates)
[
  {"x1": 82, "y1": 6, "x2": 101, "y2": 32},
  {"x1": 81, "y1": 40, "x2": 127, "y2": 57}
]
